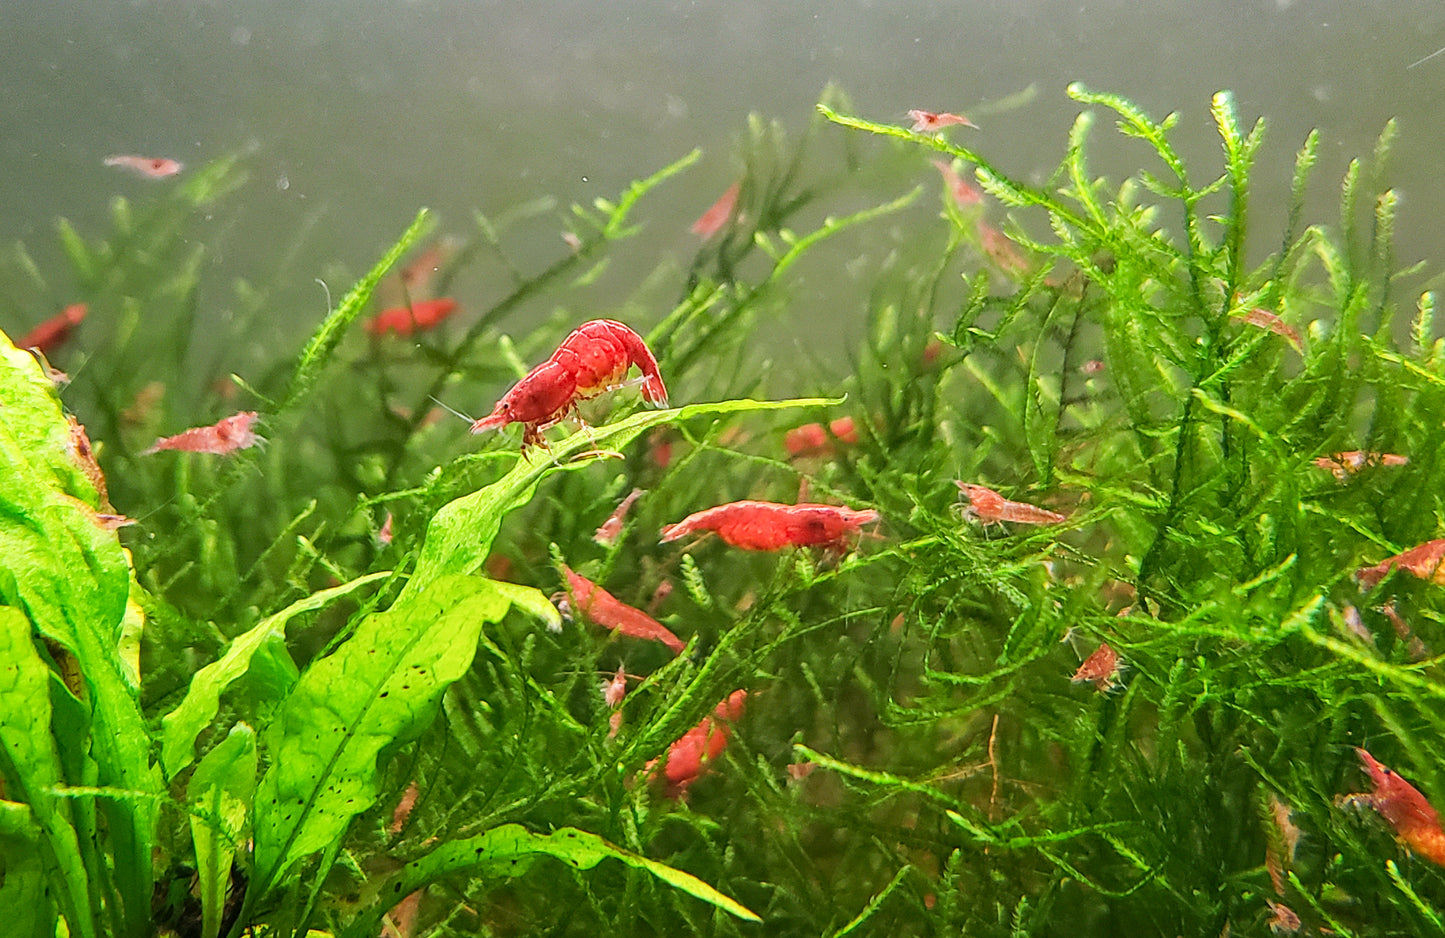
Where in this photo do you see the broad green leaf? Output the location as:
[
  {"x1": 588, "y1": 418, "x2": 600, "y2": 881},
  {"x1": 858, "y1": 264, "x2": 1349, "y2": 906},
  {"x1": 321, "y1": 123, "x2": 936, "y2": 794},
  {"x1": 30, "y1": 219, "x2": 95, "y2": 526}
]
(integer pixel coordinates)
[
  {"x1": 242, "y1": 630, "x2": 302, "y2": 726},
  {"x1": 350, "y1": 824, "x2": 761, "y2": 936},
  {"x1": 251, "y1": 575, "x2": 513, "y2": 892},
  {"x1": 0, "y1": 339, "x2": 94, "y2": 503},
  {"x1": 0, "y1": 337, "x2": 125, "y2": 637},
  {"x1": 160, "y1": 571, "x2": 389, "y2": 779},
  {"x1": 488, "y1": 579, "x2": 563, "y2": 632},
  {"x1": 0, "y1": 607, "x2": 94, "y2": 938},
  {"x1": 0, "y1": 336, "x2": 160, "y2": 937},
  {"x1": 403, "y1": 396, "x2": 835, "y2": 603},
  {"x1": 0, "y1": 431, "x2": 126, "y2": 646},
  {"x1": 188, "y1": 723, "x2": 256, "y2": 938},
  {"x1": 0, "y1": 801, "x2": 54, "y2": 938}
]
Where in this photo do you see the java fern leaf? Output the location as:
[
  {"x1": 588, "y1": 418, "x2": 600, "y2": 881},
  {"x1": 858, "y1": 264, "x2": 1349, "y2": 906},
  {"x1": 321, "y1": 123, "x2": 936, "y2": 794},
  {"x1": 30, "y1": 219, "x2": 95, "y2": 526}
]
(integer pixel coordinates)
[
  {"x1": 159, "y1": 571, "x2": 389, "y2": 779},
  {"x1": 0, "y1": 333, "x2": 160, "y2": 938},
  {"x1": 0, "y1": 608, "x2": 94, "y2": 938},
  {"x1": 250, "y1": 574, "x2": 513, "y2": 893}
]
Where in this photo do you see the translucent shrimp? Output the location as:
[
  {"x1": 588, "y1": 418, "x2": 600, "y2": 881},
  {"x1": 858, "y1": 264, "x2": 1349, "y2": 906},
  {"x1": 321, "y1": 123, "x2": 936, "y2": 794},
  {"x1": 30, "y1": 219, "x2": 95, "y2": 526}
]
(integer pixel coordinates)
[
  {"x1": 141, "y1": 411, "x2": 263, "y2": 456},
  {"x1": 956, "y1": 482, "x2": 1066, "y2": 526}
]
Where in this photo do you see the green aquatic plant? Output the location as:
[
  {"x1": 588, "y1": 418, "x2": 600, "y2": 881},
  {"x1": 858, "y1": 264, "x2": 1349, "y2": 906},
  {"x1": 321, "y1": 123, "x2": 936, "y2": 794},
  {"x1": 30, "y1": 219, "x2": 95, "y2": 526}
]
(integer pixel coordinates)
[
  {"x1": 807, "y1": 85, "x2": 1445, "y2": 935},
  {"x1": 1, "y1": 83, "x2": 1443, "y2": 938},
  {"x1": 0, "y1": 324, "x2": 798, "y2": 936}
]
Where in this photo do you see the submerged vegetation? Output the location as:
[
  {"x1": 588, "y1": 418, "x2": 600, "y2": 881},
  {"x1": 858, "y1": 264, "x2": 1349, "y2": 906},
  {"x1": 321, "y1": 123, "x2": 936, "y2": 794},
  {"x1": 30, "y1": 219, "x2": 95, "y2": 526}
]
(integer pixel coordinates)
[{"x1": 2, "y1": 83, "x2": 1444, "y2": 936}]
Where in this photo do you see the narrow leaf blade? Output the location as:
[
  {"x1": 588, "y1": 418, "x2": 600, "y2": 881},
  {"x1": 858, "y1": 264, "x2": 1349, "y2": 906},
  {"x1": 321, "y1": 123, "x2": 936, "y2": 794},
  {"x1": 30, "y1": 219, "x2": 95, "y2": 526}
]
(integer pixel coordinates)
[
  {"x1": 366, "y1": 824, "x2": 761, "y2": 929},
  {"x1": 188, "y1": 723, "x2": 256, "y2": 938},
  {"x1": 160, "y1": 571, "x2": 389, "y2": 779}
]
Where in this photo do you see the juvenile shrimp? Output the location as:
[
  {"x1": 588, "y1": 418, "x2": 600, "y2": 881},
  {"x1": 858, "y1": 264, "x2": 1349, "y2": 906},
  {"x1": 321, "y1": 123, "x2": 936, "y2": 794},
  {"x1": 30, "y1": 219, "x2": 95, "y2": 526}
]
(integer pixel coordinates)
[
  {"x1": 103, "y1": 154, "x2": 183, "y2": 178},
  {"x1": 907, "y1": 109, "x2": 977, "y2": 132},
  {"x1": 388, "y1": 780, "x2": 421, "y2": 837},
  {"x1": 660, "y1": 500, "x2": 879, "y2": 553},
  {"x1": 644, "y1": 689, "x2": 747, "y2": 798},
  {"x1": 594, "y1": 488, "x2": 645, "y2": 546},
  {"x1": 471, "y1": 319, "x2": 668, "y2": 448},
  {"x1": 399, "y1": 237, "x2": 458, "y2": 293},
  {"x1": 690, "y1": 181, "x2": 741, "y2": 239},
  {"x1": 976, "y1": 221, "x2": 1032, "y2": 276},
  {"x1": 1233, "y1": 307, "x2": 1303, "y2": 352},
  {"x1": 65, "y1": 416, "x2": 112, "y2": 512},
  {"x1": 558, "y1": 566, "x2": 685, "y2": 654},
  {"x1": 365, "y1": 297, "x2": 459, "y2": 337},
  {"x1": 784, "y1": 417, "x2": 859, "y2": 458},
  {"x1": 602, "y1": 665, "x2": 628, "y2": 737},
  {"x1": 1313, "y1": 450, "x2": 1408, "y2": 480},
  {"x1": 1269, "y1": 793, "x2": 1303, "y2": 863},
  {"x1": 930, "y1": 159, "x2": 982, "y2": 208},
  {"x1": 1379, "y1": 602, "x2": 1429, "y2": 660},
  {"x1": 1265, "y1": 902, "x2": 1301, "y2": 933},
  {"x1": 141, "y1": 411, "x2": 263, "y2": 456},
  {"x1": 1070, "y1": 642, "x2": 1121, "y2": 692},
  {"x1": 956, "y1": 482, "x2": 1067, "y2": 526},
  {"x1": 602, "y1": 665, "x2": 629, "y2": 709},
  {"x1": 19, "y1": 303, "x2": 87, "y2": 355},
  {"x1": 121, "y1": 381, "x2": 166, "y2": 428}
]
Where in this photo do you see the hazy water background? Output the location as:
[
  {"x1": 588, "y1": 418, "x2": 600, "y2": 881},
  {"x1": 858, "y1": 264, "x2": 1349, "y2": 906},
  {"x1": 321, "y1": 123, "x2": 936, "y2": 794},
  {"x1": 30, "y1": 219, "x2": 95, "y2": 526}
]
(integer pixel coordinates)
[{"x1": 3, "y1": 0, "x2": 1443, "y2": 367}]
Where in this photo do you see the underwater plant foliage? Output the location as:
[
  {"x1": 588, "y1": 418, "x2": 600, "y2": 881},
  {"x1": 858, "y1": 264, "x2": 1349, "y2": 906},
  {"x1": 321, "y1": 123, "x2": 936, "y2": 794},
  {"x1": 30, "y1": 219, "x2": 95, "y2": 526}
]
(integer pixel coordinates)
[{"x1": 0, "y1": 84, "x2": 1442, "y2": 936}]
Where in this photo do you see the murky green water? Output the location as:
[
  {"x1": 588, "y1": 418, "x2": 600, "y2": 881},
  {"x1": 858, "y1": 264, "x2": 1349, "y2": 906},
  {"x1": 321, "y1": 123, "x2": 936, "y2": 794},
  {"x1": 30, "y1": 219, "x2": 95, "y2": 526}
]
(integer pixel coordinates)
[{"x1": 4, "y1": 0, "x2": 1443, "y2": 357}]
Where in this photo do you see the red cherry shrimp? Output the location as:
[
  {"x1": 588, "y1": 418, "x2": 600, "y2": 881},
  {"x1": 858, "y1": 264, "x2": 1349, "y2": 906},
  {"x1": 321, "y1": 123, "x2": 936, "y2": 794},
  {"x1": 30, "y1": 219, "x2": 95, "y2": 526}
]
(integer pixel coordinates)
[
  {"x1": 470, "y1": 319, "x2": 668, "y2": 448},
  {"x1": 660, "y1": 500, "x2": 879, "y2": 554}
]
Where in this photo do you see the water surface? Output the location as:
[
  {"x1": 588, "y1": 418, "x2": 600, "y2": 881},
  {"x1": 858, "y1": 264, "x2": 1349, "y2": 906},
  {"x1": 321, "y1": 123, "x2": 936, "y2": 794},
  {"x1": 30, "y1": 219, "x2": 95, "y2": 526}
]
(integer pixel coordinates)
[{"x1": 4, "y1": 1, "x2": 1442, "y2": 360}]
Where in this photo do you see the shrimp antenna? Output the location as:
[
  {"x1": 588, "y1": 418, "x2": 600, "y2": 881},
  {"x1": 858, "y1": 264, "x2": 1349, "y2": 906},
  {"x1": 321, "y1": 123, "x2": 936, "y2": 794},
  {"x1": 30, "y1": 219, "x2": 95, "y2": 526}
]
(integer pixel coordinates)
[
  {"x1": 130, "y1": 491, "x2": 183, "y2": 524},
  {"x1": 314, "y1": 277, "x2": 333, "y2": 312},
  {"x1": 1408, "y1": 44, "x2": 1445, "y2": 69},
  {"x1": 428, "y1": 395, "x2": 475, "y2": 424}
]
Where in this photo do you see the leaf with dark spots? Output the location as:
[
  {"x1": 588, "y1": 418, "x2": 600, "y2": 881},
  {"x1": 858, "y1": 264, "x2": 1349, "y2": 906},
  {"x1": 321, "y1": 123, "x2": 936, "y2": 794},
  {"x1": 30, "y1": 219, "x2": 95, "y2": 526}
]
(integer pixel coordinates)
[{"x1": 251, "y1": 575, "x2": 516, "y2": 892}]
